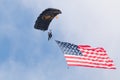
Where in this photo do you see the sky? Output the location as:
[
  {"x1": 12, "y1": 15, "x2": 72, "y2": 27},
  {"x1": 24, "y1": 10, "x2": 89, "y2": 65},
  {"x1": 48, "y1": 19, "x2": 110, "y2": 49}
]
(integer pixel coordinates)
[{"x1": 0, "y1": 0, "x2": 120, "y2": 80}]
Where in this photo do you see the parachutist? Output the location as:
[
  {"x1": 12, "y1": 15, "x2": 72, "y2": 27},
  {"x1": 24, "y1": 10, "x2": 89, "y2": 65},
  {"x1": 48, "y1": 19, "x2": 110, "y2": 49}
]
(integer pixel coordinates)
[
  {"x1": 48, "y1": 29, "x2": 52, "y2": 40},
  {"x1": 34, "y1": 8, "x2": 61, "y2": 40}
]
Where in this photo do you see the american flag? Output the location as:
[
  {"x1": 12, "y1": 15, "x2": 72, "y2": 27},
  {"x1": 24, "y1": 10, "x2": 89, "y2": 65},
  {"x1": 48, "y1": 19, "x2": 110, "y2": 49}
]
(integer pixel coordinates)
[{"x1": 56, "y1": 40, "x2": 116, "y2": 69}]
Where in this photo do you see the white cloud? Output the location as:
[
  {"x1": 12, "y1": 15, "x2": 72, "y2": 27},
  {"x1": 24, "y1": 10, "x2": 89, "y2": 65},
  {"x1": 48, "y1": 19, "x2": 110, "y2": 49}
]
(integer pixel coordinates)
[
  {"x1": 0, "y1": 60, "x2": 46, "y2": 80},
  {"x1": 0, "y1": 0, "x2": 120, "y2": 80}
]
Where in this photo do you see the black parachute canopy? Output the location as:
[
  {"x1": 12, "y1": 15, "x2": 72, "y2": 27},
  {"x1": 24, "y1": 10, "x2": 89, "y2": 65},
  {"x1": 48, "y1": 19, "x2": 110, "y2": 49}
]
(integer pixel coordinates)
[{"x1": 34, "y1": 8, "x2": 62, "y2": 31}]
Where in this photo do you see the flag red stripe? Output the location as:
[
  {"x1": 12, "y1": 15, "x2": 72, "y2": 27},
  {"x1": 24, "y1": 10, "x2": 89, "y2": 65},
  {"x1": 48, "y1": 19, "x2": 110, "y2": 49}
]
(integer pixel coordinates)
[
  {"x1": 66, "y1": 60, "x2": 114, "y2": 66},
  {"x1": 56, "y1": 40, "x2": 116, "y2": 69},
  {"x1": 64, "y1": 53, "x2": 116, "y2": 69},
  {"x1": 68, "y1": 64, "x2": 116, "y2": 69},
  {"x1": 78, "y1": 48, "x2": 107, "y2": 55},
  {"x1": 64, "y1": 55, "x2": 113, "y2": 63},
  {"x1": 65, "y1": 53, "x2": 109, "y2": 60},
  {"x1": 81, "y1": 51, "x2": 107, "y2": 56}
]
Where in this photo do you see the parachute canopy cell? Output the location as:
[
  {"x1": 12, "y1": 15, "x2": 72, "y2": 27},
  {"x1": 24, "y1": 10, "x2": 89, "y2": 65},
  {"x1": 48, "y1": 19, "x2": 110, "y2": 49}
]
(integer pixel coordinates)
[{"x1": 34, "y1": 8, "x2": 62, "y2": 31}]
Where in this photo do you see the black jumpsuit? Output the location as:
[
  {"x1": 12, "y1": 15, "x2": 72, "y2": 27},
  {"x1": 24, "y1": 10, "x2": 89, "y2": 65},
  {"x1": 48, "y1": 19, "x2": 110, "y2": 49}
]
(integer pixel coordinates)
[{"x1": 48, "y1": 31, "x2": 52, "y2": 40}]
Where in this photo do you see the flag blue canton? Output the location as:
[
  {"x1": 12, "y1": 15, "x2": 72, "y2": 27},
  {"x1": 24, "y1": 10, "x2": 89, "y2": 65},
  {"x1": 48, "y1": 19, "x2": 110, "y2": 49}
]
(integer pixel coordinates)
[{"x1": 56, "y1": 40, "x2": 82, "y2": 55}]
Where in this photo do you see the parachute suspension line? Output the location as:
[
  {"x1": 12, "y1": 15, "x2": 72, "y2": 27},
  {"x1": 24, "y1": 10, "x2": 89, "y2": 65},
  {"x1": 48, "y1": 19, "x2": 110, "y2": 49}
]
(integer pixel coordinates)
[
  {"x1": 55, "y1": 15, "x2": 59, "y2": 19},
  {"x1": 67, "y1": 66, "x2": 69, "y2": 69},
  {"x1": 55, "y1": 40, "x2": 69, "y2": 68}
]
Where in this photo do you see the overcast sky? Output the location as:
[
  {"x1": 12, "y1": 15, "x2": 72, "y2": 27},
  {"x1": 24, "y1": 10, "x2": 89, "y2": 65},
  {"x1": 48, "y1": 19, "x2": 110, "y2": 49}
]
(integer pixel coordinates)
[{"x1": 0, "y1": 0, "x2": 120, "y2": 80}]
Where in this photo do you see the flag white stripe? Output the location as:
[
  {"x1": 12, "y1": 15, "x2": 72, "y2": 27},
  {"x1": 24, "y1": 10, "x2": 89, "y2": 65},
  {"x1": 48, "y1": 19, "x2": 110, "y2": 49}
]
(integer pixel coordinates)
[
  {"x1": 64, "y1": 54, "x2": 112, "y2": 62},
  {"x1": 56, "y1": 40, "x2": 116, "y2": 69},
  {"x1": 64, "y1": 53, "x2": 115, "y2": 69},
  {"x1": 65, "y1": 58, "x2": 113, "y2": 63},
  {"x1": 65, "y1": 56, "x2": 114, "y2": 66}
]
